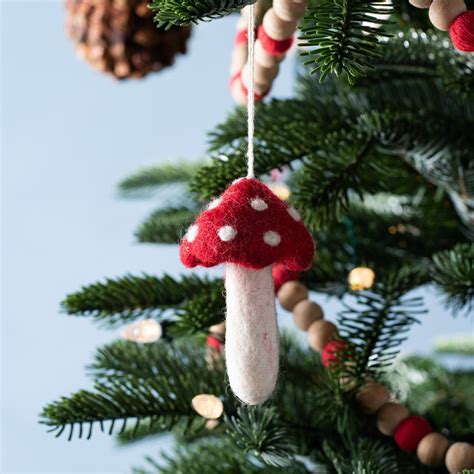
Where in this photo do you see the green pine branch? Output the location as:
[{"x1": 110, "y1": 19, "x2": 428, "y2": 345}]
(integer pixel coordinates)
[
  {"x1": 274, "y1": 334, "x2": 360, "y2": 448},
  {"x1": 336, "y1": 267, "x2": 425, "y2": 383},
  {"x1": 134, "y1": 438, "x2": 310, "y2": 474},
  {"x1": 41, "y1": 340, "x2": 225, "y2": 440},
  {"x1": 397, "y1": 356, "x2": 474, "y2": 436},
  {"x1": 136, "y1": 207, "x2": 196, "y2": 244},
  {"x1": 356, "y1": 30, "x2": 474, "y2": 99},
  {"x1": 226, "y1": 407, "x2": 297, "y2": 468},
  {"x1": 299, "y1": 0, "x2": 395, "y2": 82},
  {"x1": 191, "y1": 104, "x2": 473, "y2": 231},
  {"x1": 150, "y1": 0, "x2": 255, "y2": 27},
  {"x1": 170, "y1": 285, "x2": 225, "y2": 337},
  {"x1": 62, "y1": 273, "x2": 222, "y2": 328},
  {"x1": 118, "y1": 162, "x2": 199, "y2": 199},
  {"x1": 321, "y1": 438, "x2": 399, "y2": 474},
  {"x1": 431, "y1": 243, "x2": 474, "y2": 316}
]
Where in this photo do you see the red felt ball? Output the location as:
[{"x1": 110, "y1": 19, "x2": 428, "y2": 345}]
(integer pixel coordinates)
[
  {"x1": 272, "y1": 263, "x2": 300, "y2": 292},
  {"x1": 257, "y1": 25, "x2": 294, "y2": 56},
  {"x1": 450, "y1": 11, "x2": 474, "y2": 52},
  {"x1": 321, "y1": 340, "x2": 349, "y2": 368},
  {"x1": 393, "y1": 416, "x2": 433, "y2": 452},
  {"x1": 207, "y1": 335, "x2": 223, "y2": 351}
]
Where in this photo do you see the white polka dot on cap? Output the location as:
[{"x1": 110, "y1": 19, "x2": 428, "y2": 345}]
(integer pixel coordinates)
[
  {"x1": 218, "y1": 226, "x2": 237, "y2": 242},
  {"x1": 250, "y1": 198, "x2": 268, "y2": 211},
  {"x1": 263, "y1": 231, "x2": 281, "y2": 246},
  {"x1": 186, "y1": 224, "x2": 199, "y2": 242},
  {"x1": 288, "y1": 207, "x2": 301, "y2": 221},
  {"x1": 207, "y1": 198, "x2": 221, "y2": 210}
]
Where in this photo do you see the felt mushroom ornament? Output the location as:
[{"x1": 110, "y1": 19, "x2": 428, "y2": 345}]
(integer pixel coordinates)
[{"x1": 180, "y1": 178, "x2": 314, "y2": 404}]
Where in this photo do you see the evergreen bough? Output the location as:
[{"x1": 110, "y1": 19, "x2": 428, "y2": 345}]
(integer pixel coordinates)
[{"x1": 41, "y1": 6, "x2": 474, "y2": 474}]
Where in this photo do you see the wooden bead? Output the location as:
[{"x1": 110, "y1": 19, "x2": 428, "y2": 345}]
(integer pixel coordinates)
[
  {"x1": 293, "y1": 300, "x2": 324, "y2": 331},
  {"x1": 307, "y1": 320, "x2": 338, "y2": 352},
  {"x1": 355, "y1": 382, "x2": 390, "y2": 414},
  {"x1": 262, "y1": 8, "x2": 297, "y2": 41},
  {"x1": 278, "y1": 281, "x2": 308, "y2": 311},
  {"x1": 273, "y1": 0, "x2": 308, "y2": 22},
  {"x1": 241, "y1": 62, "x2": 279, "y2": 93},
  {"x1": 240, "y1": 2, "x2": 268, "y2": 25},
  {"x1": 205, "y1": 348, "x2": 224, "y2": 370},
  {"x1": 376, "y1": 402, "x2": 410, "y2": 436},
  {"x1": 409, "y1": 0, "x2": 432, "y2": 8},
  {"x1": 236, "y1": 16, "x2": 248, "y2": 31},
  {"x1": 445, "y1": 442, "x2": 474, "y2": 473},
  {"x1": 429, "y1": 0, "x2": 466, "y2": 31},
  {"x1": 416, "y1": 433, "x2": 449, "y2": 467},
  {"x1": 230, "y1": 43, "x2": 247, "y2": 75},
  {"x1": 209, "y1": 321, "x2": 225, "y2": 336},
  {"x1": 255, "y1": 39, "x2": 284, "y2": 68},
  {"x1": 240, "y1": 69, "x2": 271, "y2": 96}
]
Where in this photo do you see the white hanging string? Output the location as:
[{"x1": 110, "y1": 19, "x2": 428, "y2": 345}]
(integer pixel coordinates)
[{"x1": 246, "y1": 3, "x2": 256, "y2": 179}]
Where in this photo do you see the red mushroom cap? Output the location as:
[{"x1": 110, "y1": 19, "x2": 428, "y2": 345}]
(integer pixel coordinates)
[{"x1": 180, "y1": 178, "x2": 314, "y2": 270}]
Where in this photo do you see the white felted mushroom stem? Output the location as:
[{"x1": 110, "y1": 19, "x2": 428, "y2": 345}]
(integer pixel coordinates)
[{"x1": 224, "y1": 263, "x2": 279, "y2": 405}]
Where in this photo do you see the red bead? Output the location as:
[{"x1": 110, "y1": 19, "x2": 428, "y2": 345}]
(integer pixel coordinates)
[
  {"x1": 272, "y1": 264, "x2": 299, "y2": 292},
  {"x1": 229, "y1": 71, "x2": 267, "y2": 103},
  {"x1": 207, "y1": 335, "x2": 223, "y2": 351},
  {"x1": 393, "y1": 416, "x2": 432, "y2": 452},
  {"x1": 450, "y1": 11, "x2": 474, "y2": 52},
  {"x1": 257, "y1": 25, "x2": 294, "y2": 56},
  {"x1": 321, "y1": 340, "x2": 348, "y2": 368},
  {"x1": 235, "y1": 29, "x2": 248, "y2": 45}
]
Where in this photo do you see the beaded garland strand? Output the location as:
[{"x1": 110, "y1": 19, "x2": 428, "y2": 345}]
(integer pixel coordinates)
[
  {"x1": 230, "y1": 0, "x2": 308, "y2": 105},
  {"x1": 409, "y1": 0, "x2": 474, "y2": 52},
  {"x1": 230, "y1": 0, "x2": 474, "y2": 105},
  {"x1": 205, "y1": 267, "x2": 474, "y2": 473}
]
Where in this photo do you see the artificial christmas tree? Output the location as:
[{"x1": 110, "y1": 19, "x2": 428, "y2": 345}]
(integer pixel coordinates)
[
  {"x1": 42, "y1": 1, "x2": 473, "y2": 472},
  {"x1": 65, "y1": 0, "x2": 191, "y2": 79}
]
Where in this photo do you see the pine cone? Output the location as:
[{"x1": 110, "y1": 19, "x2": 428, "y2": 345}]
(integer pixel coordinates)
[{"x1": 65, "y1": 0, "x2": 191, "y2": 79}]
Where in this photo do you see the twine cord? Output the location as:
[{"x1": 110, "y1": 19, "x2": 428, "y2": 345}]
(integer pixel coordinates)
[{"x1": 246, "y1": 3, "x2": 256, "y2": 178}]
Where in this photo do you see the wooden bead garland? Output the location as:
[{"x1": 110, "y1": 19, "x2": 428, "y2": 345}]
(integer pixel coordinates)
[
  {"x1": 230, "y1": 0, "x2": 308, "y2": 105},
  {"x1": 208, "y1": 272, "x2": 474, "y2": 471},
  {"x1": 273, "y1": 273, "x2": 474, "y2": 472},
  {"x1": 410, "y1": 0, "x2": 474, "y2": 52}
]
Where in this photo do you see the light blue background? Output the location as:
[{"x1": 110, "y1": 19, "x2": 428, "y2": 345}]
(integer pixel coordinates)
[{"x1": 1, "y1": 2, "x2": 472, "y2": 473}]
